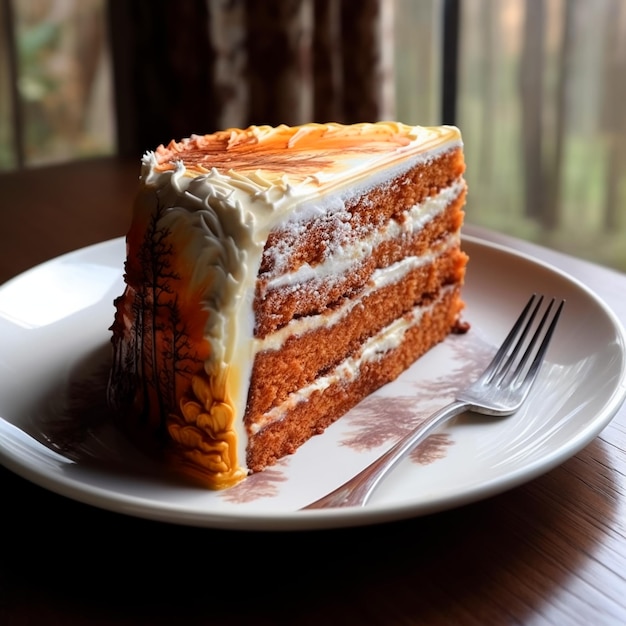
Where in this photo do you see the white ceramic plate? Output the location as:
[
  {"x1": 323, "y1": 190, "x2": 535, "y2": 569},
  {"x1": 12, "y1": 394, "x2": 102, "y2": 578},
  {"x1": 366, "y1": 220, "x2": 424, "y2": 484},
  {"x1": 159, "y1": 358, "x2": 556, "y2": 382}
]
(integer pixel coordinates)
[{"x1": 0, "y1": 235, "x2": 625, "y2": 531}]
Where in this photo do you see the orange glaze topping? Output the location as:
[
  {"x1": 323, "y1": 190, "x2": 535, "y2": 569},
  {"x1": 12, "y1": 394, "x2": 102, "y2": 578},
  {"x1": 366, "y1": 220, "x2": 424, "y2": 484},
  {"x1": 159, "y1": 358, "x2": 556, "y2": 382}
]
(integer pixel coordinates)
[{"x1": 152, "y1": 122, "x2": 460, "y2": 186}]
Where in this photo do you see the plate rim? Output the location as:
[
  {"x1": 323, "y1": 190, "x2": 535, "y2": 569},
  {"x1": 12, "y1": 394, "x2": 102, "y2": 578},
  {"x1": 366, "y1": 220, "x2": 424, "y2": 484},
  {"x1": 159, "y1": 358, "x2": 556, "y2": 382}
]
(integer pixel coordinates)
[{"x1": 1, "y1": 233, "x2": 625, "y2": 531}]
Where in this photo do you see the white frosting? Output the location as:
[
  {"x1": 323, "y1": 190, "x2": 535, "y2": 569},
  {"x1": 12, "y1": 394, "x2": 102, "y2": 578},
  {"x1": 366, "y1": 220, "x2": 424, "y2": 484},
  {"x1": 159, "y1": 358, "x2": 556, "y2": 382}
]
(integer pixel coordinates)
[{"x1": 124, "y1": 122, "x2": 464, "y2": 484}]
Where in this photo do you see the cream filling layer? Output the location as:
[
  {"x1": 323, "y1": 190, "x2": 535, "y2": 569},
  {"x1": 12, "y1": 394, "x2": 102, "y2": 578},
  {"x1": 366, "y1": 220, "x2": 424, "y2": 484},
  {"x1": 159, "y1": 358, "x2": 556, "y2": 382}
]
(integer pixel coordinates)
[
  {"x1": 249, "y1": 284, "x2": 455, "y2": 435},
  {"x1": 263, "y1": 177, "x2": 466, "y2": 290},
  {"x1": 255, "y1": 231, "x2": 461, "y2": 354}
]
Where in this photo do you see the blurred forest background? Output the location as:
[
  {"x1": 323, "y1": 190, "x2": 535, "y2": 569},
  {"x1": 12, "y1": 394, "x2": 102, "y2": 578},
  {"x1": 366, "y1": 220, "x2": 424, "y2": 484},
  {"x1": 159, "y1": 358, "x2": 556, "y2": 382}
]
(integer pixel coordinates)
[{"x1": 1, "y1": 0, "x2": 625, "y2": 271}]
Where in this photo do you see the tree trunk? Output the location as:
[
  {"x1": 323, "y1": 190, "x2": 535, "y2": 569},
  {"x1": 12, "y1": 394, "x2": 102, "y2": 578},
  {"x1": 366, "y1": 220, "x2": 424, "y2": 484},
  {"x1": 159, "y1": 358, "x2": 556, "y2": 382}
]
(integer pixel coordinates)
[
  {"x1": 479, "y1": 0, "x2": 497, "y2": 186},
  {"x1": 601, "y1": 0, "x2": 626, "y2": 232},
  {"x1": 519, "y1": 0, "x2": 545, "y2": 221},
  {"x1": 544, "y1": 0, "x2": 575, "y2": 231}
]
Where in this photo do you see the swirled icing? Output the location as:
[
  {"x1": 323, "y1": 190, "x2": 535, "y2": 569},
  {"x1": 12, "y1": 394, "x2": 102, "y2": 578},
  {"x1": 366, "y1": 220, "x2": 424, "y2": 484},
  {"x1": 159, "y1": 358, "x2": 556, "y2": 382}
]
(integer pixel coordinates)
[
  {"x1": 111, "y1": 122, "x2": 463, "y2": 488},
  {"x1": 152, "y1": 122, "x2": 460, "y2": 203}
]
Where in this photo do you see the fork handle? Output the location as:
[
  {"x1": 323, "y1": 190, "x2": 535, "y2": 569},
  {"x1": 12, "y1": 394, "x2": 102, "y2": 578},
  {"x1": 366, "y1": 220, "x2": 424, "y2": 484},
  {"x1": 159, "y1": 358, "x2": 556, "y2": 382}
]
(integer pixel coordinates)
[{"x1": 302, "y1": 400, "x2": 469, "y2": 509}]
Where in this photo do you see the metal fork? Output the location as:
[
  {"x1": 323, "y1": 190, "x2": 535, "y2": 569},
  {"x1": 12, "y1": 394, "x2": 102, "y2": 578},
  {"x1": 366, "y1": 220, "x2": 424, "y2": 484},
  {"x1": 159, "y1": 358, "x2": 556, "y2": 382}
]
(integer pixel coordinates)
[{"x1": 302, "y1": 293, "x2": 565, "y2": 510}]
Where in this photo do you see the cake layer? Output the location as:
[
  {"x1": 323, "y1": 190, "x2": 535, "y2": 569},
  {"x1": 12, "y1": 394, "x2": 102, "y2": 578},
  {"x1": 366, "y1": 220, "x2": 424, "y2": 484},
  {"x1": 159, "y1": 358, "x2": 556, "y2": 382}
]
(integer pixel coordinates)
[
  {"x1": 254, "y1": 184, "x2": 466, "y2": 337},
  {"x1": 246, "y1": 286, "x2": 463, "y2": 472},
  {"x1": 246, "y1": 238, "x2": 466, "y2": 422},
  {"x1": 258, "y1": 146, "x2": 465, "y2": 277}
]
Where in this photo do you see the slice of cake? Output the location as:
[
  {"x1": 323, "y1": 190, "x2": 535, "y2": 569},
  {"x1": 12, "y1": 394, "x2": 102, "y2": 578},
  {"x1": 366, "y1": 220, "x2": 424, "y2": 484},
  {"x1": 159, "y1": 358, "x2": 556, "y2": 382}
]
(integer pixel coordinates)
[{"x1": 107, "y1": 121, "x2": 468, "y2": 489}]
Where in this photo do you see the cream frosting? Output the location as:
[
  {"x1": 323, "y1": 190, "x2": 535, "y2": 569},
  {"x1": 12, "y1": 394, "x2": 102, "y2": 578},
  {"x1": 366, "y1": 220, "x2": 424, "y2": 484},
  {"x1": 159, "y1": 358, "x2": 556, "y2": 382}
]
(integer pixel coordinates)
[
  {"x1": 142, "y1": 123, "x2": 462, "y2": 373},
  {"x1": 111, "y1": 121, "x2": 464, "y2": 488},
  {"x1": 153, "y1": 122, "x2": 460, "y2": 195}
]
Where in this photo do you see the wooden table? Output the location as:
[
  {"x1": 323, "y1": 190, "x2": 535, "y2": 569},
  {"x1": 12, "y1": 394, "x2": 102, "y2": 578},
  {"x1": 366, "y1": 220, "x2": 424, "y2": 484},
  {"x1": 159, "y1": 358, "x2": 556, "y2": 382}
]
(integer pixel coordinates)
[{"x1": 1, "y1": 158, "x2": 625, "y2": 625}]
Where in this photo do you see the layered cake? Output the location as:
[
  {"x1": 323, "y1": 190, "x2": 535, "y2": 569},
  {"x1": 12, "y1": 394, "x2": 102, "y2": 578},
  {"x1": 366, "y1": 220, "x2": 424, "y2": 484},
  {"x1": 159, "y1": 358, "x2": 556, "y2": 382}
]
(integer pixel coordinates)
[{"x1": 108, "y1": 121, "x2": 468, "y2": 489}]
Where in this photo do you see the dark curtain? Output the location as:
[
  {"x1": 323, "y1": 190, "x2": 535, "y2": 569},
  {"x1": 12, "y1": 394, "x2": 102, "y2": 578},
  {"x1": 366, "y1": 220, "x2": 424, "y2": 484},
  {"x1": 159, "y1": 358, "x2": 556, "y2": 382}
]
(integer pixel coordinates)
[{"x1": 108, "y1": 0, "x2": 387, "y2": 157}]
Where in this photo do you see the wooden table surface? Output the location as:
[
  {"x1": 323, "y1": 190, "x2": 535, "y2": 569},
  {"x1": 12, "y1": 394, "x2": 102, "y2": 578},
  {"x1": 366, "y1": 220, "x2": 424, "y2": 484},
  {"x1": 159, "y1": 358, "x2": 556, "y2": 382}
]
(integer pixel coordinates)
[{"x1": 1, "y1": 157, "x2": 625, "y2": 625}]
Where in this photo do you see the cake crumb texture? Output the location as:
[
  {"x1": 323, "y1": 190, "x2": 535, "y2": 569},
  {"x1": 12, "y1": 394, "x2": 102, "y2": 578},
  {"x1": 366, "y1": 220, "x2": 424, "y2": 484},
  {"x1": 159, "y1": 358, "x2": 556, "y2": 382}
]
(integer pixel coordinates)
[{"x1": 107, "y1": 121, "x2": 468, "y2": 488}]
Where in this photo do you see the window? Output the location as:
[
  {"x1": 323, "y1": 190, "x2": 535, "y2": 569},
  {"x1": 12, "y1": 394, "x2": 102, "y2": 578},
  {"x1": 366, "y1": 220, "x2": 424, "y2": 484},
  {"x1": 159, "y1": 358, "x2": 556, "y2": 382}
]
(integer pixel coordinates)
[
  {"x1": 0, "y1": 0, "x2": 114, "y2": 169},
  {"x1": 457, "y1": 0, "x2": 626, "y2": 270},
  {"x1": 1, "y1": 0, "x2": 625, "y2": 272}
]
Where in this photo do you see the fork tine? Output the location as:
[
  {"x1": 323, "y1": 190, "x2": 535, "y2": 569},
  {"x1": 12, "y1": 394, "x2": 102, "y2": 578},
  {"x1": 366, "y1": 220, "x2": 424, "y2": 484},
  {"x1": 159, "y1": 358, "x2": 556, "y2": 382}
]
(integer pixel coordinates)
[
  {"x1": 493, "y1": 294, "x2": 546, "y2": 385},
  {"x1": 513, "y1": 297, "x2": 565, "y2": 391},
  {"x1": 482, "y1": 293, "x2": 542, "y2": 384}
]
